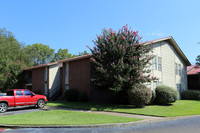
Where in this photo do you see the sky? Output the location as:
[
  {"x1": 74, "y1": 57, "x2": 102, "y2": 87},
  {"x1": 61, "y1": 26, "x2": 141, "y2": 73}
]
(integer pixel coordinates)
[{"x1": 0, "y1": 0, "x2": 200, "y2": 64}]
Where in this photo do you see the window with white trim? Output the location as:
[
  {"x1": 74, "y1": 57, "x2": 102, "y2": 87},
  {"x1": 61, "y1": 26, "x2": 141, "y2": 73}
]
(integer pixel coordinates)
[
  {"x1": 158, "y1": 57, "x2": 162, "y2": 71},
  {"x1": 175, "y1": 63, "x2": 178, "y2": 75},
  {"x1": 178, "y1": 64, "x2": 181, "y2": 76}
]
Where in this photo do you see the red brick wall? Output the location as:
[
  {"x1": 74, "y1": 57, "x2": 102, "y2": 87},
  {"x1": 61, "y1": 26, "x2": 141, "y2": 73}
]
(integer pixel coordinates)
[
  {"x1": 32, "y1": 67, "x2": 45, "y2": 94},
  {"x1": 68, "y1": 58, "x2": 91, "y2": 98}
]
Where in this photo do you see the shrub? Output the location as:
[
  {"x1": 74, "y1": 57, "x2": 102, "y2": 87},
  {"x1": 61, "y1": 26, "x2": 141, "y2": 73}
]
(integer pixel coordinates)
[
  {"x1": 155, "y1": 85, "x2": 178, "y2": 105},
  {"x1": 64, "y1": 89, "x2": 79, "y2": 102},
  {"x1": 128, "y1": 84, "x2": 152, "y2": 108},
  {"x1": 182, "y1": 90, "x2": 200, "y2": 100},
  {"x1": 79, "y1": 91, "x2": 89, "y2": 102},
  {"x1": 150, "y1": 90, "x2": 156, "y2": 104}
]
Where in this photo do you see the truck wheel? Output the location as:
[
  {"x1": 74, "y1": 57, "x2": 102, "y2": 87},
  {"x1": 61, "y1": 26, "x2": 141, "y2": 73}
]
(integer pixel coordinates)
[
  {"x1": 0, "y1": 103, "x2": 8, "y2": 113},
  {"x1": 37, "y1": 99, "x2": 45, "y2": 108}
]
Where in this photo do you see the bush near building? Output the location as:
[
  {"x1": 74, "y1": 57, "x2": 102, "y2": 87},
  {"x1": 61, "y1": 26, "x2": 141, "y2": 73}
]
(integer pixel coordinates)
[
  {"x1": 128, "y1": 84, "x2": 152, "y2": 108},
  {"x1": 155, "y1": 85, "x2": 178, "y2": 105},
  {"x1": 182, "y1": 90, "x2": 200, "y2": 100}
]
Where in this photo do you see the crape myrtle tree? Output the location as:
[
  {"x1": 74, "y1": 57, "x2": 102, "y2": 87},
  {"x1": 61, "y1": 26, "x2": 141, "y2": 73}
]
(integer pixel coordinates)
[{"x1": 88, "y1": 25, "x2": 157, "y2": 97}]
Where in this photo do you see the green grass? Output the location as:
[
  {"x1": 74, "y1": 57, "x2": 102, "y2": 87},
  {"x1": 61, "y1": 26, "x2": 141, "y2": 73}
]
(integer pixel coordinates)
[
  {"x1": 47, "y1": 100, "x2": 200, "y2": 117},
  {"x1": 0, "y1": 110, "x2": 141, "y2": 125}
]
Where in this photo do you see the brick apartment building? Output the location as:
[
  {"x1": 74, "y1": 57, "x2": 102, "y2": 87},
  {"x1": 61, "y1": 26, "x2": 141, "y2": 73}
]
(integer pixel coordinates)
[{"x1": 23, "y1": 36, "x2": 191, "y2": 101}]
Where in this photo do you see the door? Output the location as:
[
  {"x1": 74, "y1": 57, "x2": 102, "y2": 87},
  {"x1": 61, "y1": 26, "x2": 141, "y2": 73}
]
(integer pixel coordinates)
[
  {"x1": 23, "y1": 90, "x2": 37, "y2": 105},
  {"x1": 15, "y1": 90, "x2": 26, "y2": 106}
]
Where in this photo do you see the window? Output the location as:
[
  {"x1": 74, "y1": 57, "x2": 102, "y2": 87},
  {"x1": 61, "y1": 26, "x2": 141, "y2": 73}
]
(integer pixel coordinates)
[
  {"x1": 158, "y1": 57, "x2": 162, "y2": 71},
  {"x1": 182, "y1": 67, "x2": 185, "y2": 77},
  {"x1": 175, "y1": 63, "x2": 178, "y2": 75},
  {"x1": 7, "y1": 91, "x2": 14, "y2": 96},
  {"x1": 24, "y1": 90, "x2": 33, "y2": 96},
  {"x1": 16, "y1": 90, "x2": 23, "y2": 96},
  {"x1": 153, "y1": 56, "x2": 157, "y2": 70},
  {"x1": 178, "y1": 64, "x2": 181, "y2": 76}
]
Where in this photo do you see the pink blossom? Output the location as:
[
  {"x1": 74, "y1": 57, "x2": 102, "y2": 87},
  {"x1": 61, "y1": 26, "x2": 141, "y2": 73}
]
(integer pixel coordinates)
[
  {"x1": 99, "y1": 35, "x2": 102, "y2": 39},
  {"x1": 86, "y1": 45, "x2": 89, "y2": 48},
  {"x1": 122, "y1": 36, "x2": 125, "y2": 40},
  {"x1": 91, "y1": 58, "x2": 96, "y2": 62},
  {"x1": 151, "y1": 50, "x2": 154, "y2": 53}
]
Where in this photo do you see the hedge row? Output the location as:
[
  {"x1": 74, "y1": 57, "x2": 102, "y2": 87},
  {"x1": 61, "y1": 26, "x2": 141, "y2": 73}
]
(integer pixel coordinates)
[{"x1": 182, "y1": 90, "x2": 200, "y2": 100}]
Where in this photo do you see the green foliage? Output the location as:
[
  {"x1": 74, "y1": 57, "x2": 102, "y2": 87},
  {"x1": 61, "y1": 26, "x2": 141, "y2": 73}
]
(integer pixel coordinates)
[
  {"x1": 88, "y1": 25, "x2": 157, "y2": 93},
  {"x1": 78, "y1": 50, "x2": 89, "y2": 56},
  {"x1": 79, "y1": 91, "x2": 89, "y2": 102},
  {"x1": 182, "y1": 90, "x2": 200, "y2": 100},
  {"x1": 53, "y1": 48, "x2": 76, "y2": 61},
  {"x1": 128, "y1": 84, "x2": 152, "y2": 108},
  {"x1": 24, "y1": 43, "x2": 55, "y2": 66},
  {"x1": 0, "y1": 28, "x2": 28, "y2": 89},
  {"x1": 155, "y1": 85, "x2": 178, "y2": 105},
  {"x1": 196, "y1": 55, "x2": 200, "y2": 66},
  {"x1": 64, "y1": 89, "x2": 79, "y2": 102}
]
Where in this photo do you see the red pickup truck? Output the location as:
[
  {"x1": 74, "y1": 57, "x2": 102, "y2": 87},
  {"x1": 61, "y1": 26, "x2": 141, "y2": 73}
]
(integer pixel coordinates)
[{"x1": 0, "y1": 89, "x2": 48, "y2": 113}]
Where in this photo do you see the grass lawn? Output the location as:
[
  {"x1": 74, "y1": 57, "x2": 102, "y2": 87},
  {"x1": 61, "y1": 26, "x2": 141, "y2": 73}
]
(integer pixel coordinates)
[
  {"x1": 47, "y1": 100, "x2": 200, "y2": 117},
  {"x1": 0, "y1": 110, "x2": 141, "y2": 125}
]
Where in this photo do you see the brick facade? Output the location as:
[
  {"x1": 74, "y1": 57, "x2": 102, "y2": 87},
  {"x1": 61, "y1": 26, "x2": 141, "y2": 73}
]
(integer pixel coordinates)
[
  {"x1": 32, "y1": 67, "x2": 45, "y2": 94},
  {"x1": 68, "y1": 58, "x2": 91, "y2": 98}
]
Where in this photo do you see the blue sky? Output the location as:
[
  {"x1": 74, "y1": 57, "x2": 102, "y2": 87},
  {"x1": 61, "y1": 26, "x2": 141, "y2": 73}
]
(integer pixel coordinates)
[{"x1": 0, "y1": 0, "x2": 199, "y2": 64}]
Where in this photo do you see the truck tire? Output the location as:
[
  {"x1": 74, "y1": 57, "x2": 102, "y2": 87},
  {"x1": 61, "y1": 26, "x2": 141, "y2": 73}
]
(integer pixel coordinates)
[
  {"x1": 37, "y1": 99, "x2": 45, "y2": 108},
  {"x1": 0, "y1": 103, "x2": 8, "y2": 113}
]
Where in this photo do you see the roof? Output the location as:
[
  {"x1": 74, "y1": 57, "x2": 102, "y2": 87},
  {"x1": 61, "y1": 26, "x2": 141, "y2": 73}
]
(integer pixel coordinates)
[
  {"x1": 187, "y1": 65, "x2": 196, "y2": 72},
  {"x1": 24, "y1": 54, "x2": 91, "y2": 70},
  {"x1": 187, "y1": 65, "x2": 200, "y2": 75},
  {"x1": 187, "y1": 67, "x2": 200, "y2": 75},
  {"x1": 24, "y1": 36, "x2": 191, "y2": 70},
  {"x1": 143, "y1": 36, "x2": 191, "y2": 66}
]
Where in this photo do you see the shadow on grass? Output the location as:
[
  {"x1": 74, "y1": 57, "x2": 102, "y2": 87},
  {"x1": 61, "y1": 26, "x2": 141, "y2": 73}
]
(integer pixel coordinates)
[{"x1": 47, "y1": 100, "x2": 149, "y2": 111}]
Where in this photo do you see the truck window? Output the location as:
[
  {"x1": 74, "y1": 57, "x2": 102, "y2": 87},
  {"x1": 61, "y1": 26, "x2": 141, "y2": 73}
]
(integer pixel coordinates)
[
  {"x1": 16, "y1": 90, "x2": 23, "y2": 96},
  {"x1": 24, "y1": 90, "x2": 33, "y2": 96},
  {"x1": 7, "y1": 91, "x2": 14, "y2": 96}
]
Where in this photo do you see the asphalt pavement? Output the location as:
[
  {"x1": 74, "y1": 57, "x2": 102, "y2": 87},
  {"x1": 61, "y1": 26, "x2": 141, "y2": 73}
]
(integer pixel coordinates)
[{"x1": 0, "y1": 106, "x2": 44, "y2": 116}]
